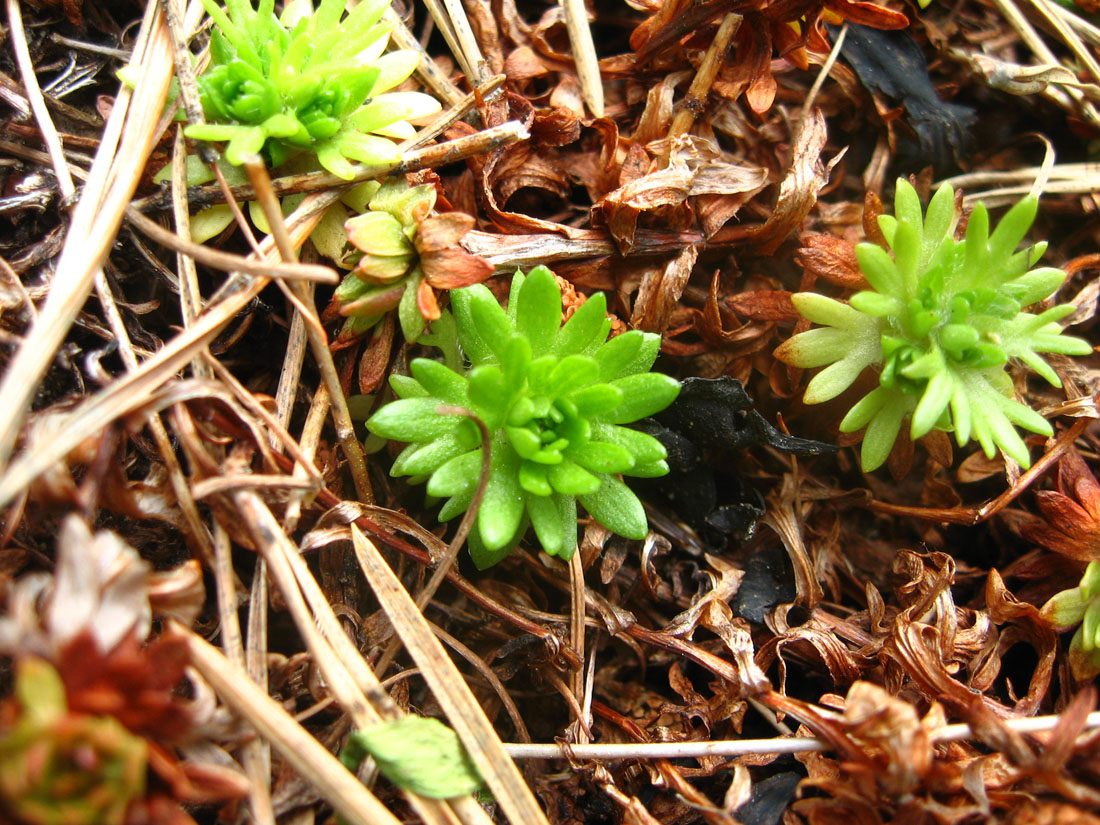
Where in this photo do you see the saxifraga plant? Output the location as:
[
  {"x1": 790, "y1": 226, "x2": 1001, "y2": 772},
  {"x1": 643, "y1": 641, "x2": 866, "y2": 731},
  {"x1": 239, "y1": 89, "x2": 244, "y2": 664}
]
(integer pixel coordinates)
[
  {"x1": 776, "y1": 179, "x2": 1091, "y2": 471},
  {"x1": 366, "y1": 266, "x2": 681, "y2": 569},
  {"x1": 186, "y1": 0, "x2": 440, "y2": 178},
  {"x1": 1041, "y1": 561, "x2": 1100, "y2": 680}
]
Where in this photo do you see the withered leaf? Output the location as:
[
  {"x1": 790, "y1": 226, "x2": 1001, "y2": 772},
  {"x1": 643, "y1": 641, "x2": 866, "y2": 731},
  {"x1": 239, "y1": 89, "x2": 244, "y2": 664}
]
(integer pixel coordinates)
[{"x1": 836, "y1": 24, "x2": 975, "y2": 172}]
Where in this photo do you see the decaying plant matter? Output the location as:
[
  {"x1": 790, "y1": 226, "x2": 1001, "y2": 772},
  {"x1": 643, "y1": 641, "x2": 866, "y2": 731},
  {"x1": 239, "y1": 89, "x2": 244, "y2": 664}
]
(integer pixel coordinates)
[{"x1": 3, "y1": 0, "x2": 1100, "y2": 821}]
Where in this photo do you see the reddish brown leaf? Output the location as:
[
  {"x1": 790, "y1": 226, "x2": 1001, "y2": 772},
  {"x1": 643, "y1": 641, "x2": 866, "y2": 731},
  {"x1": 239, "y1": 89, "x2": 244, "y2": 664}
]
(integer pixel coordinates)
[{"x1": 725, "y1": 290, "x2": 798, "y2": 321}]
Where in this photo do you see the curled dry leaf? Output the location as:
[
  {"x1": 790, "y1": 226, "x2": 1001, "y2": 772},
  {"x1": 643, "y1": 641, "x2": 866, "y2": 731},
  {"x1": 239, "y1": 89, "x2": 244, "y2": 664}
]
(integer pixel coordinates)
[
  {"x1": 1024, "y1": 449, "x2": 1100, "y2": 562},
  {"x1": 592, "y1": 134, "x2": 768, "y2": 253},
  {"x1": 744, "y1": 109, "x2": 843, "y2": 255}
]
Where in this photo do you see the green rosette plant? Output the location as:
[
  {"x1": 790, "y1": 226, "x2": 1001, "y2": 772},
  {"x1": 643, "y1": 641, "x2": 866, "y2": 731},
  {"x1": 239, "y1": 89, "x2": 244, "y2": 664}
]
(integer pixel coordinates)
[
  {"x1": 186, "y1": 0, "x2": 440, "y2": 178},
  {"x1": 366, "y1": 266, "x2": 681, "y2": 569},
  {"x1": 1041, "y1": 561, "x2": 1100, "y2": 680},
  {"x1": 335, "y1": 177, "x2": 492, "y2": 343},
  {"x1": 776, "y1": 179, "x2": 1091, "y2": 471}
]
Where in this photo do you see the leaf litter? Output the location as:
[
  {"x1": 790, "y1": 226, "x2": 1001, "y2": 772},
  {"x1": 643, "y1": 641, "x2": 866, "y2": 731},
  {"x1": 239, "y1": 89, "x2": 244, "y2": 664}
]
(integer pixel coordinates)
[{"x1": 2, "y1": 0, "x2": 1100, "y2": 822}]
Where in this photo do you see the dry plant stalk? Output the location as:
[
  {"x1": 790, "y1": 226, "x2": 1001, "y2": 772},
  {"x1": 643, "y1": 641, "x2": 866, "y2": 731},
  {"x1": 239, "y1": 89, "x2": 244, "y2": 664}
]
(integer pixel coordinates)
[
  {"x1": 0, "y1": 0, "x2": 177, "y2": 469},
  {"x1": 172, "y1": 624, "x2": 403, "y2": 825},
  {"x1": 351, "y1": 525, "x2": 552, "y2": 825}
]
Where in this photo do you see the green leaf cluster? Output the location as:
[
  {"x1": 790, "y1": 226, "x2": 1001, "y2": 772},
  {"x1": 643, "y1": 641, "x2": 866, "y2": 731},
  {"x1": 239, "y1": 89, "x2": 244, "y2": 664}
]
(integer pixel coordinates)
[
  {"x1": 776, "y1": 179, "x2": 1090, "y2": 471},
  {"x1": 1041, "y1": 561, "x2": 1100, "y2": 678},
  {"x1": 186, "y1": 0, "x2": 440, "y2": 178},
  {"x1": 333, "y1": 177, "x2": 435, "y2": 340},
  {"x1": 366, "y1": 266, "x2": 680, "y2": 569}
]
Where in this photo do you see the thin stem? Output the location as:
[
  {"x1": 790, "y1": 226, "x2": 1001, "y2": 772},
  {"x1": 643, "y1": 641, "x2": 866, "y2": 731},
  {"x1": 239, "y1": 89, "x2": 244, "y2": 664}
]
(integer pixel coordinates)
[{"x1": 243, "y1": 156, "x2": 374, "y2": 504}]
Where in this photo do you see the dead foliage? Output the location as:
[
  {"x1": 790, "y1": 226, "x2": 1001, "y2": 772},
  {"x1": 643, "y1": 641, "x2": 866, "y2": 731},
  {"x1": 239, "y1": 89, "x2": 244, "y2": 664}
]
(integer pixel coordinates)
[{"x1": 2, "y1": 0, "x2": 1100, "y2": 823}]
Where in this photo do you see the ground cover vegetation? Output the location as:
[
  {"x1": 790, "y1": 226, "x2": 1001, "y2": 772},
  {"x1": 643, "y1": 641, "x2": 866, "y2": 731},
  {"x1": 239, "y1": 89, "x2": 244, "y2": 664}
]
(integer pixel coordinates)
[{"x1": 2, "y1": 0, "x2": 1100, "y2": 821}]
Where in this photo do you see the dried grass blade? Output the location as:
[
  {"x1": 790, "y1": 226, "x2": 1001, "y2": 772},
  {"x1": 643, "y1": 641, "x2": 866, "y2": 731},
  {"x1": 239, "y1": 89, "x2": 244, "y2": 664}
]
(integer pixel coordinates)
[
  {"x1": 0, "y1": 0, "x2": 172, "y2": 470},
  {"x1": 351, "y1": 526, "x2": 550, "y2": 825},
  {"x1": 172, "y1": 623, "x2": 403, "y2": 825},
  {"x1": 237, "y1": 492, "x2": 484, "y2": 825},
  {"x1": 7, "y1": 0, "x2": 75, "y2": 199},
  {"x1": 0, "y1": 193, "x2": 336, "y2": 509},
  {"x1": 561, "y1": 0, "x2": 605, "y2": 117}
]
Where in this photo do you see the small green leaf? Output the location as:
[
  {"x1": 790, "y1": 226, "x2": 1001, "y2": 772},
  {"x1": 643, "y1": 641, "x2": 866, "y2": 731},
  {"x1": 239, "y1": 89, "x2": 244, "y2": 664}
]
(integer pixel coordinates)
[
  {"x1": 570, "y1": 383, "x2": 624, "y2": 418},
  {"x1": 602, "y1": 373, "x2": 681, "y2": 424},
  {"x1": 398, "y1": 270, "x2": 427, "y2": 344},
  {"x1": 989, "y1": 195, "x2": 1038, "y2": 266},
  {"x1": 346, "y1": 212, "x2": 411, "y2": 257},
  {"x1": 555, "y1": 292, "x2": 609, "y2": 356},
  {"x1": 564, "y1": 441, "x2": 635, "y2": 474},
  {"x1": 1041, "y1": 586, "x2": 1090, "y2": 630},
  {"x1": 389, "y1": 374, "x2": 429, "y2": 399},
  {"x1": 410, "y1": 359, "x2": 468, "y2": 406},
  {"x1": 518, "y1": 461, "x2": 552, "y2": 496},
  {"x1": 547, "y1": 460, "x2": 601, "y2": 496},
  {"x1": 627, "y1": 459, "x2": 670, "y2": 477},
  {"x1": 392, "y1": 435, "x2": 471, "y2": 477},
  {"x1": 367, "y1": 398, "x2": 457, "y2": 441},
  {"x1": 594, "y1": 330, "x2": 661, "y2": 380},
  {"x1": 855, "y1": 244, "x2": 903, "y2": 298},
  {"x1": 189, "y1": 203, "x2": 237, "y2": 244},
  {"x1": 544, "y1": 355, "x2": 599, "y2": 398},
  {"x1": 478, "y1": 438, "x2": 524, "y2": 550},
  {"x1": 466, "y1": 286, "x2": 516, "y2": 362},
  {"x1": 343, "y1": 717, "x2": 482, "y2": 799},
  {"x1": 849, "y1": 291, "x2": 901, "y2": 318},
  {"x1": 591, "y1": 425, "x2": 667, "y2": 465},
  {"x1": 579, "y1": 475, "x2": 647, "y2": 540},
  {"x1": 514, "y1": 265, "x2": 562, "y2": 356},
  {"x1": 507, "y1": 426, "x2": 542, "y2": 459},
  {"x1": 427, "y1": 450, "x2": 483, "y2": 498},
  {"x1": 859, "y1": 392, "x2": 910, "y2": 471},
  {"x1": 527, "y1": 491, "x2": 564, "y2": 556}
]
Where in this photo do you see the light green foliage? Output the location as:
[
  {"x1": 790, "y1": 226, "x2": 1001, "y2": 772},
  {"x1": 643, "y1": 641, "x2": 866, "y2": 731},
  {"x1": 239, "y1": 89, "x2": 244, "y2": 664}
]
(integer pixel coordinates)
[
  {"x1": 776, "y1": 179, "x2": 1090, "y2": 471},
  {"x1": 366, "y1": 266, "x2": 680, "y2": 569},
  {"x1": 340, "y1": 716, "x2": 482, "y2": 799},
  {"x1": 336, "y1": 177, "x2": 491, "y2": 343},
  {"x1": 1041, "y1": 561, "x2": 1100, "y2": 678},
  {"x1": 186, "y1": 0, "x2": 440, "y2": 178}
]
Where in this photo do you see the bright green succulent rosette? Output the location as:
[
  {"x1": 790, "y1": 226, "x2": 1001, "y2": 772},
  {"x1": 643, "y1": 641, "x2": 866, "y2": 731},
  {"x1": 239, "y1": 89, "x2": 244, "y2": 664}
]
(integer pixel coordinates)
[
  {"x1": 1042, "y1": 561, "x2": 1100, "y2": 679},
  {"x1": 367, "y1": 266, "x2": 681, "y2": 569},
  {"x1": 186, "y1": 0, "x2": 440, "y2": 178},
  {"x1": 777, "y1": 179, "x2": 1091, "y2": 471}
]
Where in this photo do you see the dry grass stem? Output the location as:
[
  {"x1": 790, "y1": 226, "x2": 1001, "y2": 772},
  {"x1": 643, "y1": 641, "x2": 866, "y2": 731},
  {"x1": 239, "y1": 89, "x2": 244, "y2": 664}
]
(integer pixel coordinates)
[
  {"x1": 385, "y1": 7, "x2": 467, "y2": 107},
  {"x1": 561, "y1": 0, "x2": 605, "y2": 117},
  {"x1": 0, "y1": 0, "x2": 172, "y2": 469},
  {"x1": 7, "y1": 0, "x2": 75, "y2": 199},
  {"x1": 237, "y1": 493, "x2": 482, "y2": 825},
  {"x1": 173, "y1": 623, "x2": 404, "y2": 825},
  {"x1": 242, "y1": 157, "x2": 373, "y2": 503},
  {"x1": 667, "y1": 13, "x2": 739, "y2": 143},
  {"x1": 0, "y1": 192, "x2": 335, "y2": 508},
  {"x1": 351, "y1": 526, "x2": 552, "y2": 825},
  {"x1": 568, "y1": 550, "x2": 589, "y2": 744},
  {"x1": 127, "y1": 207, "x2": 338, "y2": 282},
  {"x1": 505, "y1": 709, "x2": 1100, "y2": 760}
]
